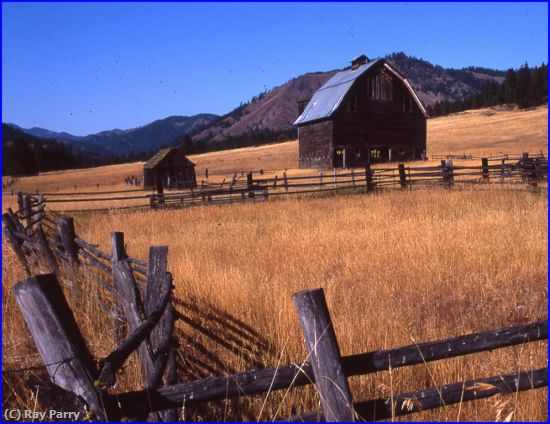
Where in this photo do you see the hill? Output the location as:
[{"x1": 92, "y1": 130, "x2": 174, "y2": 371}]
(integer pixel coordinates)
[
  {"x1": 191, "y1": 52, "x2": 505, "y2": 147},
  {"x1": 6, "y1": 52, "x2": 510, "y2": 160},
  {"x1": 1, "y1": 124, "x2": 104, "y2": 176},
  {"x1": 7, "y1": 113, "x2": 219, "y2": 158}
]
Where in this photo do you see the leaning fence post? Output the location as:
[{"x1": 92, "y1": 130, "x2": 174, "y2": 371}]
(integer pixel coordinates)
[
  {"x1": 17, "y1": 192, "x2": 24, "y2": 214},
  {"x1": 113, "y1": 259, "x2": 154, "y2": 391},
  {"x1": 2, "y1": 213, "x2": 31, "y2": 275},
  {"x1": 111, "y1": 232, "x2": 126, "y2": 344},
  {"x1": 57, "y1": 216, "x2": 79, "y2": 266},
  {"x1": 293, "y1": 288, "x2": 354, "y2": 421},
  {"x1": 13, "y1": 274, "x2": 107, "y2": 420},
  {"x1": 35, "y1": 224, "x2": 58, "y2": 274}
]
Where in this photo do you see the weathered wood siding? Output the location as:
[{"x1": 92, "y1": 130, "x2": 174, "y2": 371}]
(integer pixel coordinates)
[
  {"x1": 332, "y1": 65, "x2": 426, "y2": 165},
  {"x1": 298, "y1": 121, "x2": 333, "y2": 168},
  {"x1": 297, "y1": 61, "x2": 427, "y2": 168}
]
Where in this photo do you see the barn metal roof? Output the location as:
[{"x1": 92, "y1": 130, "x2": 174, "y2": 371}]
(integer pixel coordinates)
[
  {"x1": 294, "y1": 58, "x2": 428, "y2": 126},
  {"x1": 294, "y1": 59, "x2": 381, "y2": 126}
]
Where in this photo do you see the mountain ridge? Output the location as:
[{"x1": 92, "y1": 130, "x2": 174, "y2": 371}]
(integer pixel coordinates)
[{"x1": 5, "y1": 52, "x2": 507, "y2": 158}]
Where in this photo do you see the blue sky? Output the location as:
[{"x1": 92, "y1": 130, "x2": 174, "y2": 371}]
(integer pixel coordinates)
[{"x1": 2, "y1": 2, "x2": 548, "y2": 136}]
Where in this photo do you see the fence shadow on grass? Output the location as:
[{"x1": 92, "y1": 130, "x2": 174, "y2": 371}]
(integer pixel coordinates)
[{"x1": 172, "y1": 296, "x2": 277, "y2": 420}]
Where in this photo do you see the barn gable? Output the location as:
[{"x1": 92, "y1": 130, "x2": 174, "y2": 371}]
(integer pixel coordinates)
[{"x1": 295, "y1": 59, "x2": 427, "y2": 127}]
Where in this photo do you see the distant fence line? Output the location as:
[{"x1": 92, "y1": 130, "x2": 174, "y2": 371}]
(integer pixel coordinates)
[
  {"x1": 2, "y1": 199, "x2": 548, "y2": 421},
  {"x1": 8, "y1": 152, "x2": 548, "y2": 212}
]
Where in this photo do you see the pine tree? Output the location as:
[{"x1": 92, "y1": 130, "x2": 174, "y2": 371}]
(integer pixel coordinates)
[{"x1": 516, "y1": 63, "x2": 532, "y2": 108}]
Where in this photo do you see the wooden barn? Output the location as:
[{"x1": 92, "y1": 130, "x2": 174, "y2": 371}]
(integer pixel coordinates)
[
  {"x1": 295, "y1": 55, "x2": 428, "y2": 168},
  {"x1": 143, "y1": 147, "x2": 197, "y2": 189}
]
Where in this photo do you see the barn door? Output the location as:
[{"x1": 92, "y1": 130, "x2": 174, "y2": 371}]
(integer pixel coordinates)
[{"x1": 333, "y1": 148, "x2": 345, "y2": 168}]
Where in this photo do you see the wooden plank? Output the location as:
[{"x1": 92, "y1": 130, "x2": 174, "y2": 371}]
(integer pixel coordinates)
[
  {"x1": 56, "y1": 216, "x2": 79, "y2": 265},
  {"x1": 35, "y1": 224, "x2": 58, "y2": 274},
  {"x1": 2, "y1": 217, "x2": 31, "y2": 275},
  {"x1": 74, "y1": 236, "x2": 111, "y2": 261},
  {"x1": 111, "y1": 231, "x2": 126, "y2": 262},
  {"x1": 12, "y1": 274, "x2": 107, "y2": 420},
  {"x1": 7, "y1": 208, "x2": 24, "y2": 233},
  {"x1": 23, "y1": 194, "x2": 32, "y2": 229},
  {"x1": 97, "y1": 281, "x2": 173, "y2": 388},
  {"x1": 293, "y1": 288, "x2": 353, "y2": 421},
  {"x1": 112, "y1": 259, "x2": 154, "y2": 387},
  {"x1": 111, "y1": 362, "x2": 313, "y2": 415},
  {"x1": 144, "y1": 246, "x2": 177, "y2": 421},
  {"x1": 342, "y1": 320, "x2": 547, "y2": 377},
  {"x1": 289, "y1": 368, "x2": 548, "y2": 421}
]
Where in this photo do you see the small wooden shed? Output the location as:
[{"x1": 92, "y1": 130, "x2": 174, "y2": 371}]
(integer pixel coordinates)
[{"x1": 143, "y1": 147, "x2": 197, "y2": 189}]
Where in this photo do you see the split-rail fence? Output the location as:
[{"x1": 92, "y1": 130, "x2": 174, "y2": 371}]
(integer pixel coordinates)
[
  {"x1": 9, "y1": 152, "x2": 547, "y2": 212},
  {"x1": 2, "y1": 201, "x2": 548, "y2": 421}
]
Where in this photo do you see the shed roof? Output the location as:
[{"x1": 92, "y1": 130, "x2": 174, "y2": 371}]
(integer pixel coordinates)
[
  {"x1": 294, "y1": 59, "x2": 427, "y2": 126},
  {"x1": 144, "y1": 147, "x2": 195, "y2": 169}
]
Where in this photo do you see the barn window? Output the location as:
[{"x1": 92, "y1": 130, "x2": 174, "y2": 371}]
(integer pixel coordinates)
[
  {"x1": 348, "y1": 95, "x2": 358, "y2": 112},
  {"x1": 403, "y1": 97, "x2": 413, "y2": 112},
  {"x1": 369, "y1": 72, "x2": 393, "y2": 101}
]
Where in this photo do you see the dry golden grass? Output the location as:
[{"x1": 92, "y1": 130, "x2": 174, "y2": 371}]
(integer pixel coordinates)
[
  {"x1": 2, "y1": 105, "x2": 548, "y2": 420},
  {"x1": 2, "y1": 188, "x2": 547, "y2": 421}
]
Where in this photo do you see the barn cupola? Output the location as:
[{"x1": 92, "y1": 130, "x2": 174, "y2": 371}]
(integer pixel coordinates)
[{"x1": 350, "y1": 54, "x2": 368, "y2": 69}]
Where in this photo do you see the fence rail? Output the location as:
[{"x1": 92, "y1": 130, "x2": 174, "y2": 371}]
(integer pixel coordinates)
[
  {"x1": 3, "y1": 197, "x2": 548, "y2": 421},
  {"x1": 11, "y1": 152, "x2": 547, "y2": 212}
]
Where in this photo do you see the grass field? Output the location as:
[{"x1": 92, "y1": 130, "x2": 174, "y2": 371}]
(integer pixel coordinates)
[{"x1": 2, "y1": 106, "x2": 548, "y2": 421}]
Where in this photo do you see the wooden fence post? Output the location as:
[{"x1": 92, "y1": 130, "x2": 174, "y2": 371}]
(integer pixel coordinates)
[
  {"x1": 144, "y1": 246, "x2": 177, "y2": 421},
  {"x1": 35, "y1": 224, "x2": 58, "y2": 274},
  {"x1": 481, "y1": 158, "x2": 489, "y2": 181},
  {"x1": 17, "y1": 192, "x2": 24, "y2": 214},
  {"x1": 112, "y1": 259, "x2": 154, "y2": 389},
  {"x1": 293, "y1": 288, "x2": 354, "y2": 421},
  {"x1": 57, "y1": 216, "x2": 79, "y2": 266},
  {"x1": 111, "y1": 232, "x2": 126, "y2": 262},
  {"x1": 205, "y1": 168, "x2": 209, "y2": 179},
  {"x1": 333, "y1": 168, "x2": 337, "y2": 188},
  {"x1": 319, "y1": 171, "x2": 323, "y2": 188},
  {"x1": 247, "y1": 172, "x2": 255, "y2": 198},
  {"x1": 23, "y1": 194, "x2": 32, "y2": 229},
  {"x1": 398, "y1": 164, "x2": 407, "y2": 189},
  {"x1": 283, "y1": 172, "x2": 289, "y2": 192},
  {"x1": 13, "y1": 274, "x2": 107, "y2": 420},
  {"x1": 441, "y1": 160, "x2": 454, "y2": 187},
  {"x1": 111, "y1": 232, "x2": 126, "y2": 344},
  {"x1": 2, "y1": 213, "x2": 31, "y2": 275},
  {"x1": 351, "y1": 169, "x2": 356, "y2": 188},
  {"x1": 365, "y1": 166, "x2": 374, "y2": 192}
]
